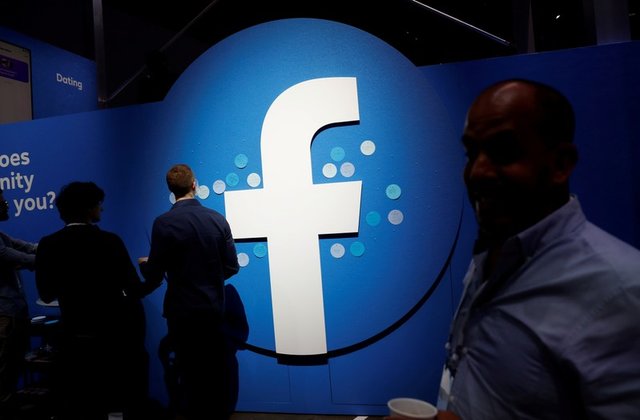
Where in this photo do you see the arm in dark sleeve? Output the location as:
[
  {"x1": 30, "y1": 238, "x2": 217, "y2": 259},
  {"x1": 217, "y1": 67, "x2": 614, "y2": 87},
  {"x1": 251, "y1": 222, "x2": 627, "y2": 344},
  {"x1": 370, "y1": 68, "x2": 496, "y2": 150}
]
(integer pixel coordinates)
[
  {"x1": 112, "y1": 234, "x2": 146, "y2": 299},
  {"x1": 139, "y1": 221, "x2": 167, "y2": 296},
  {"x1": 34, "y1": 237, "x2": 57, "y2": 303},
  {"x1": 8, "y1": 236, "x2": 38, "y2": 255},
  {"x1": 0, "y1": 232, "x2": 37, "y2": 270},
  {"x1": 222, "y1": 221, "x2": 240, "y2": 280}
]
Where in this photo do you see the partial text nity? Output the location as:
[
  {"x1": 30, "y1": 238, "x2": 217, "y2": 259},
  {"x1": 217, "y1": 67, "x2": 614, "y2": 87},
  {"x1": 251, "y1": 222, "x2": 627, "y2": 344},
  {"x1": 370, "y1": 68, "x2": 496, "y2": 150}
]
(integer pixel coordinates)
[{"x1": 0, "y1": 151, "x2": 56, "y2": 217}]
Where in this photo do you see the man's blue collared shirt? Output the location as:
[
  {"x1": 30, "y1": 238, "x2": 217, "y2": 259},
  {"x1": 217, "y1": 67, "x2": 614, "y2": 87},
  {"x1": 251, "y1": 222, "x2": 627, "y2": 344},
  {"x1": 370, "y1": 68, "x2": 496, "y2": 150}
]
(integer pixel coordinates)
[{"x1": 445, "y1": 197, "x2": 640, "y2": 419}]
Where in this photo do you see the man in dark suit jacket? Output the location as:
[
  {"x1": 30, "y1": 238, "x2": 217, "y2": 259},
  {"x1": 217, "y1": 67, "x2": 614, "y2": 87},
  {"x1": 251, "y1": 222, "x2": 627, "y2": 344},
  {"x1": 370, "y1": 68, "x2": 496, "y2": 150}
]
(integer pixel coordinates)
[
  {"x1": 36, "y1": 181, "x2": 148, "y2": 420},
  {"x1": 139, "y1": 163, "x2": 239, "y2": 420}
]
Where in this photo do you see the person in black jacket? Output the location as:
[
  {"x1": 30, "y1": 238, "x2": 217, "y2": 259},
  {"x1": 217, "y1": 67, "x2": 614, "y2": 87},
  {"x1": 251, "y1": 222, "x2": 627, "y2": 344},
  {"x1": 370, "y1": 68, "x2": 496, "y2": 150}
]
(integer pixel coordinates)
[
  {"x1": 36, "y1": 182, "x2": 149, "y2": 420},
  {"x1": 139, "y1": 164, "x2": 239, "y2": 420}
]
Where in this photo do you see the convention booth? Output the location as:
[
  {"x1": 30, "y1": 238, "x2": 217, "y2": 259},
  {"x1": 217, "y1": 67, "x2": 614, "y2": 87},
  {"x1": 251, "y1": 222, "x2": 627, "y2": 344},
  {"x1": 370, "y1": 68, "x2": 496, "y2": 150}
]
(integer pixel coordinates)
[{"x1": 0, "y1": 18, "x2": 638, "y2": 416}]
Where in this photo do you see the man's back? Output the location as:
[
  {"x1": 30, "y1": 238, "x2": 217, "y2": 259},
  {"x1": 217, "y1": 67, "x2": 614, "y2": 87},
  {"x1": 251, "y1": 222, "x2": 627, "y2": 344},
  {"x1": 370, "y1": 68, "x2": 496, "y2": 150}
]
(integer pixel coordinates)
[
  {"x1": 145, "y1": 198, "x2": 239, "y2": 318},
  {"x1": 36, "y1": 224, "x2": 144, "y2": 336}
]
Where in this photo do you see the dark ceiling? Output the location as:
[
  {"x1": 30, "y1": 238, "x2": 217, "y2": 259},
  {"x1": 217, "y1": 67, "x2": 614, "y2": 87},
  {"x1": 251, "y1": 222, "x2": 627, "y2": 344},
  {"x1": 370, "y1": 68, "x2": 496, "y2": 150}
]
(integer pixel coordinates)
[{"x1": 1, "y1": 0, "x2": 637, "y2": 108}]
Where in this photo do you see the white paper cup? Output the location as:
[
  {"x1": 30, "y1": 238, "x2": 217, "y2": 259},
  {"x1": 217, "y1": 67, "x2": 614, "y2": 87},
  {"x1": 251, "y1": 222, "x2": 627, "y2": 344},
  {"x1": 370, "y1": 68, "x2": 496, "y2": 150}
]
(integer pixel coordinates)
[{"x1": 387, "y1": 397, "x2": 438, "y2": 419}]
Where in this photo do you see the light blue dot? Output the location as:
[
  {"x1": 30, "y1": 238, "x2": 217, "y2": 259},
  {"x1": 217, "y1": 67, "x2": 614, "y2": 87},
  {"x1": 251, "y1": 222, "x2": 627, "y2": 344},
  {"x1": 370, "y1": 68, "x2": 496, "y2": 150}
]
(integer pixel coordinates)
[
  {"x1": 253, "y1": 243, "x2": 267, "y2": 258},
  {"x1": 234, "y1": 154, "x2": 248, "y2": 169},
  {"x1": 350, "y1": 241, "x2": 365, "y2": 257},
  {"x1": 366, "y1": 211, "x2": 381, "y2": 226},
  {"x1": 386, "y1": 184, "x2": 402, "y2": 200},
  {"x1": 330, "y1": 147, "x2": 346, "y2": 162},
  {"x1": 226, "y1": 172, "x2": 239, "y2": 187}
]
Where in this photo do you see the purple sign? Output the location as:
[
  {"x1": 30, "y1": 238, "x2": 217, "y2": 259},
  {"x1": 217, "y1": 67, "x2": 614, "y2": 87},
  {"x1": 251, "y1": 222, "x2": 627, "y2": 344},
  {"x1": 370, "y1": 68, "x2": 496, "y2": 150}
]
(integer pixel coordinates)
[{"x1": 0, "y1": 53, "x2": 29, "y2": 83}]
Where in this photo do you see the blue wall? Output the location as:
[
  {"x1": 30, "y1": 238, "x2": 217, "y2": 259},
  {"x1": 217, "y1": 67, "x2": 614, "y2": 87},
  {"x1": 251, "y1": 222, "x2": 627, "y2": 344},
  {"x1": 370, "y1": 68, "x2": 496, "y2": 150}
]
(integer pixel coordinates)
[
  {"x1": 419, "y1": 42, "x2": 640, "y2": 251},
  {"x1": 0, "y1": 19, "x2": 638, "y2": 416}
]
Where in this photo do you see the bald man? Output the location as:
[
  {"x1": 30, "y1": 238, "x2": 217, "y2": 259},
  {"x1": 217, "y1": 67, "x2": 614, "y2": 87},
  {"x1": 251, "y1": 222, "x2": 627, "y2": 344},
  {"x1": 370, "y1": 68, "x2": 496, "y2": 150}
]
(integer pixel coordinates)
[{"x1": 437, "y1": 79, "x2": 640, "y2": 419}]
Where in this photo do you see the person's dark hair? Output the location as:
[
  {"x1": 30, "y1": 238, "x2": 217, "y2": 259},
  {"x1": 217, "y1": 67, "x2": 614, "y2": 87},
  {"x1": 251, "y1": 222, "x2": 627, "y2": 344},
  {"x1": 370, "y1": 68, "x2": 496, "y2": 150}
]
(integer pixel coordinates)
[
  {"x1": 55, "y1": 181, "x2": 105, "y2": 224},
  {"x1": 166, "y1": 163, "x2": 194, "y2": 198}
]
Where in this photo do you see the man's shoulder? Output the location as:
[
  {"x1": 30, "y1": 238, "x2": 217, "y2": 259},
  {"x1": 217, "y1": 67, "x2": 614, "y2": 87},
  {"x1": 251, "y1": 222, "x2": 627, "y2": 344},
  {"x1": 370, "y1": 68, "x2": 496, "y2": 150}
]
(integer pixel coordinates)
[
  {"x1": 154, "y1": 207, "x2": 180, "y2": 223},
  {"x1": 39, "y1": 228, "x2": 65, "y2": 242},
  {"x1": 36, "y1": 229, "x2": 65, "y2": 252},
  {"x1": 95, "y1": 227, "x2": 124, "y2": 243},
  {"x1": 541, "y1": 220, "x2": 640, "y2": 293},
  {"x1": 165, "y1": 200, "x2": 224, "y2": 217},
  {"x1": 582, "y1": 222, "x2": 640, "y2": 268},
  {"x1": 184, "y1": 205, "x2": 228, "y2": 226},
  {"x1": 539, "y1": 199, "x2": 640, "y2": 268}
]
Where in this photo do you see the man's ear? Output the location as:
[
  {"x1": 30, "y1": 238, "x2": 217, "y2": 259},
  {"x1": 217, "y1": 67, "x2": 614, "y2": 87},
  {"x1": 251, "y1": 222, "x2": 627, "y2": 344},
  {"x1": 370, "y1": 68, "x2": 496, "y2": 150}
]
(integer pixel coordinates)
[{"x1": 552, "y1": 142, "x2": 578, "y2": 184}]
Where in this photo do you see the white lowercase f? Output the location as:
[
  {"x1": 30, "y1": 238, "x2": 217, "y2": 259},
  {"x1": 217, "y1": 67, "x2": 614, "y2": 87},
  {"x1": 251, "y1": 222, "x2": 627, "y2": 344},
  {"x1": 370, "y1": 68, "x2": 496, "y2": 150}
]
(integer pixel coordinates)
[{"x1": 224, "y1": 77, "x2": 362, "y2": 355}]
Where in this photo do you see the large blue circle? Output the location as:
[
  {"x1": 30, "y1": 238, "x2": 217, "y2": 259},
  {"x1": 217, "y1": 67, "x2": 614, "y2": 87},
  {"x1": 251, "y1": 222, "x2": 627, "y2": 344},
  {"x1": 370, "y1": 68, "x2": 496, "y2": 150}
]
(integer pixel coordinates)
[{"x1": 159, "y1": 18, "x2": 465, "y2": 353}]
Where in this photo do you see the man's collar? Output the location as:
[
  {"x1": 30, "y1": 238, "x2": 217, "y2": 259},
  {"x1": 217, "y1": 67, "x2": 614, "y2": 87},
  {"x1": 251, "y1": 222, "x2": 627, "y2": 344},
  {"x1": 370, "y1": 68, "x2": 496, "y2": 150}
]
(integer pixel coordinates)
[{"x1": 176, "y1": 196, "x2": 195, "y2": 202}]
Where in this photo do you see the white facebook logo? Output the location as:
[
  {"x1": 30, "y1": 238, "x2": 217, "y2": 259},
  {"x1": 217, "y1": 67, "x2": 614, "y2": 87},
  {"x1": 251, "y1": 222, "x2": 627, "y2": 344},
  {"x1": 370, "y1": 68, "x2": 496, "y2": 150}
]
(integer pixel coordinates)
[{"x1": 224, "y1": 77, "x2": 362, "y2": 355}]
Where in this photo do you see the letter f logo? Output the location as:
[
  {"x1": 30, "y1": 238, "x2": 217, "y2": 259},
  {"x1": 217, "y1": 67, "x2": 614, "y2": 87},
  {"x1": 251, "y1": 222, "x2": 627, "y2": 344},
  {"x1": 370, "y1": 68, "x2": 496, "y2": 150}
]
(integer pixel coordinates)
[{"x1": 224, "y1": 78, "x2": 362, "y2": 355}]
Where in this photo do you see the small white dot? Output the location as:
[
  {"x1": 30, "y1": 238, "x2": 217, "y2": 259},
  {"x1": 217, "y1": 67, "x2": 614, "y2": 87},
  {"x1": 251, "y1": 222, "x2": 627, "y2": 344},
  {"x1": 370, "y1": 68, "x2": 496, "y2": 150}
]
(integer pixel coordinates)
[
  {"x1": 340, "y1": 162, "x2": 355, "y2": 177},
  {"x1": 323, "y1": 163, "x2": 338, "y2": 178},
  {"x1": 388, "y1": 209, "x2": 404, "y2": 225},
  {"x1": 247, "y1": 173, "x2": 261, "y2": 188},
  {"x1": 213, "y1": 180, "x2": 226, "y2": 194},
  {"x1": 169, "y1": 193, "x2": 176, "y2": 204},
  {"x1": 197, "y1": 185, "x2": 210, "y2": 199},
  {"x1": 330, "y1": 243, "x2": 346, "y2": 258},
  {"x1": 237, "y1": 253, "x2": 249, "y2": 267},
  {"x1": 360, "y1": 140, "x2": 376, "y2": 156}
]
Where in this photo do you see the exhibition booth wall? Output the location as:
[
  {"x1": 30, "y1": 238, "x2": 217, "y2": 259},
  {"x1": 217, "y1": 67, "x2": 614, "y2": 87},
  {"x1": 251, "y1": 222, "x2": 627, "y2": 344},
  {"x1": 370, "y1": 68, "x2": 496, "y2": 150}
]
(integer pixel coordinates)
[{"x1": 0, "y1": 19, "x2": 637, "y2": 415}]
